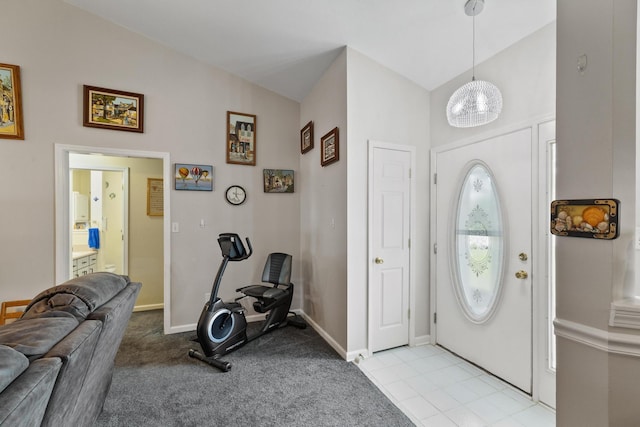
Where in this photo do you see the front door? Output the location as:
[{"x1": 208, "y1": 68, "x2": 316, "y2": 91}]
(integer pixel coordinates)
[
  {"x1": 434, "y1": 128, "x2": 532, "y2": 392},
  {"x1": 370, "y1": 142, "x2": 412, "y2": 352}
]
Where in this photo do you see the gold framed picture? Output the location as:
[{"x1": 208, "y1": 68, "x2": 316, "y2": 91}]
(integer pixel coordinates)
[
  {"x1": 147, "y1": 178, "x2": 164, "y2": 216},
  {"x1": 0, "y1": 63, "x2": 24, "y2": 140}
]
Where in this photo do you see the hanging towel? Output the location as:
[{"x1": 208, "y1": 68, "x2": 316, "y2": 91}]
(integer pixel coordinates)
[{"x1": 88, "y1": 228, "x2": 100, "y2": 249}]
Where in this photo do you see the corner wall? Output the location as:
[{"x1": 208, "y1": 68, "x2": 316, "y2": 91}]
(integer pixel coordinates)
[{"x1": 299, "y1": 50, "x2": 348, "y2": 351}]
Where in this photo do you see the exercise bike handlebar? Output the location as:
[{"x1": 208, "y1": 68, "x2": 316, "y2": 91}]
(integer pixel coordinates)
[
  {"x1": 244, "y1": 237, "x2": 253, "y2": 259},
  {"x1": 217, "y1": 233, "x2": 253, "y2": 261}
]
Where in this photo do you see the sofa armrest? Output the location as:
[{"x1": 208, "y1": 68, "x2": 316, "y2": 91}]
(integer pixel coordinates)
[
  {"x1": 0, "y1": 358, "x2": 62, "y2": 427},
  {"x1": 40, "y1": 320, "x2": 102, "y2": 427}
]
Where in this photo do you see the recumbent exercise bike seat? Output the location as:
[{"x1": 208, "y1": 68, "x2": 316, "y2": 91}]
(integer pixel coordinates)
[{"x1": 237, "y1": 252, "x2": 293, "y2": 313}]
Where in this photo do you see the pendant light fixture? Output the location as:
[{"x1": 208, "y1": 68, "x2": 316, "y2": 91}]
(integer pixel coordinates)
[{"x1": 446, "y1": 0, "x2": 502, "y2": 128}]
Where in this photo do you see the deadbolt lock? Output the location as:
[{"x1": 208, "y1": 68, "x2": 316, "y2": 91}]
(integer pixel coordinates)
[
  {"x1": 515, "y1": 270, "x2": 528, "y2": 280},
  {"x1": 374, "y1": 257, "x2": 384, "y2": 264},
  {"x1": 519, "y1": 253, "x2": 528, "y2": 261}
]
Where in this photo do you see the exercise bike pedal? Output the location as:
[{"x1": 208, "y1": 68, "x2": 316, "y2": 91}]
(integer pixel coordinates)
[{"x1": 188, "y1": 349, "x2": 232, "y2": 372}]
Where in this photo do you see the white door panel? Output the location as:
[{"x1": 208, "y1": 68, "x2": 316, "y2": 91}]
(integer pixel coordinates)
[
  {"x1": 435, "y1": 128, "x2": 533, "y2": 392},
  {"x1": 371, "y1": 145, "x2": 411, "y2": 352}
]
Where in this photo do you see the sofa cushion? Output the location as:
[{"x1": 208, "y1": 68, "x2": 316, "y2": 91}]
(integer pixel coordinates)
[
  {"x1": 0, "y1": 345, "x2": 29, "y2": 393},
  {"x1": 0, "y1": 317, "x2": 79, "y2": 359},
  {"x1": 23, "y1": 273, "x2": 129, "y2": 321}
]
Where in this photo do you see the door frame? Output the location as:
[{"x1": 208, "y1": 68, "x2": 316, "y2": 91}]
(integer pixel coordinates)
[
  {"x1": 367, "y1": 140, "x2": 416, "y2": 356},
  {"x1": 54, "y1": 144, "x2": 172, "y2": 333},
  {"x1": 429, "y1": 116, "x2": 554, "y2": 402},
  {"x1": 535, "y1": 119, "x2": 557, "y2": 407},
  {"x1": 68, "y1": 163, "x2": 129, "y2": 275}
]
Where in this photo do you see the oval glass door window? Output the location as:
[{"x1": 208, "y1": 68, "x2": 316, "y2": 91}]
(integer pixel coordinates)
[{"x1": 452, "y1": 162, "x2": 505, "y2": 323}]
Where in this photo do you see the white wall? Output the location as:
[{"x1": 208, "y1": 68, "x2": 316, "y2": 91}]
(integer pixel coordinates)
[
  {"x1": 345, "y1": 48, "x2": 430, "y2": 353},
  {"x1": 0, "y1": 0, "x2": 300, "y2": 330},
  {"x1": 430, "y1": 22, "x2": 556, "y2": 148},
  {"x1": 299, "y1": 50, "x2": 348, "y2": 350}
]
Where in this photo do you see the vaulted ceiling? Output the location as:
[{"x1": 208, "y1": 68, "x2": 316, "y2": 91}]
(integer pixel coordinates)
[{"x1": 65, "y1": 0, "x2": 556, "y2": 102}]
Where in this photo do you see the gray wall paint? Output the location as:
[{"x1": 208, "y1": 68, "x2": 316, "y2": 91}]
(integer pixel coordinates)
[
  {"x1": 0, "y1": 0, "x2": 300, "y2": 329},
  {"x1": 556, "y1": 0, "x2": 640, "y2": 424},
  {"x1": 299, "y1": 50, "x2": 349, "y2": 349}
]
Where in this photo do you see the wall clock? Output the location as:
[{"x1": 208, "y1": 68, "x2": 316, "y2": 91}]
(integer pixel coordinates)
[{"x1": 225, "y1": 185, "x2": 246, "y2": 205}]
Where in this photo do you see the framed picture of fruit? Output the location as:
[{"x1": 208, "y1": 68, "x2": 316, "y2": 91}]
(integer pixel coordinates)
[
  {"x1": 550, "y1": 199, "x2": 619, "y2": 240},
  {"x1": 174, "y1": 164, "x2": 214, "y2": 191}
]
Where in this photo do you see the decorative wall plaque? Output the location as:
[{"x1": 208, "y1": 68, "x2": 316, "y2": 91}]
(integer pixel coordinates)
[{"x1": 550, "y1": 199, "x2": 619, "y2": 240}]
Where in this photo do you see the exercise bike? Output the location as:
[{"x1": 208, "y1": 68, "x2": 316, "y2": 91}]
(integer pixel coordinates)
[{"x1": 188, "y1": 233, "x2": 306, "y2": 371}]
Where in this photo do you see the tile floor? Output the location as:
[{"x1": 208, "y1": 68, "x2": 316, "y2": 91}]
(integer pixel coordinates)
[{"x1": 357, "y1": 344, "x2": 556, "y2": 427}]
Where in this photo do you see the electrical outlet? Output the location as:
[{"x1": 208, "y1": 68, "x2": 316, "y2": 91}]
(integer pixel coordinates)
[
  {"x1": 171, "y1": 222, "x2": 179, "y2": 233},
  {"x1": 205, "y1": 292, "x2": 211, "y2": 301}
]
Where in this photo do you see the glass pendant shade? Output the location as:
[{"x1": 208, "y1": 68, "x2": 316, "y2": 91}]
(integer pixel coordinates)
[{"x1": 446, "y1": 79, "x2": 503, "y2": 128}]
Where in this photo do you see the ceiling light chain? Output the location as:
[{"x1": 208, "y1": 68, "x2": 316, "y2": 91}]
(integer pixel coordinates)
[{"x1": 446, "y1": 0, "x2": 503, "y2": 128}]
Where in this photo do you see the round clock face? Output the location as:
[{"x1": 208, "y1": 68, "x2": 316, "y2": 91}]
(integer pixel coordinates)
[{"x1": 225, "y1": 185, "x2": 246, "y2": 205}]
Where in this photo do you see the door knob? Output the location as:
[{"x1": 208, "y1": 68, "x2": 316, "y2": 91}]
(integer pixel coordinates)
[
  {"x1": 515, "y1": 270, "x2": 528, "y2": 279},
  {"x1": 374, "y1": 257, "x2": 384, "y2": 264}
]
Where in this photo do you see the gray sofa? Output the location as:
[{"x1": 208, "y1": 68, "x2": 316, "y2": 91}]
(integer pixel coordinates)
[{"x1": 0, "y1": 273, "x2": 141, "y2": 427}]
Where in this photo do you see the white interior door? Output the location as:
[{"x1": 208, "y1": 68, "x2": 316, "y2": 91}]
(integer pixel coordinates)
[
  {"x1": 370, "y1": 143, "x2": 412, "y2": 353},
  {"x1": 434, "y1": 128, "x2": 533, "y2": 393}
]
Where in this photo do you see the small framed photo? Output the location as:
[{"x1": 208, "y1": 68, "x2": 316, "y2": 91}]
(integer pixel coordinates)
[
  {"x1": 550, "y1": 198, "x2": 619, "y2": 240},
  {"x1": 263, "y1": 169, "x2": 294, "y2": 193},
  {"x1": 320, "y1": 127, "x2": 339, "y2": 167},
  {"x1": 227, "y1": 111, "x2": 256, "y2": 166},
  {"x1": 147, "y1": 178, "x2": 163, "y2": 216},
  {"x1": 175, "y1": 164, "x2": 214, "y2": 191},
  {"x1": 83, "y1": 85, "x2": 144, "y2": 133},
  {"x1": 300, "y1": 121, "x2": 314, "y2": 154},
  {"x1": 0, "y1": 63, "x2": 24, "y2": 140}
]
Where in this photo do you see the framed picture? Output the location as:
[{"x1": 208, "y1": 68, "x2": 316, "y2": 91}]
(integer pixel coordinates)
[
  {"x1": 320, "y1": 127, "x2": 339, "y2": 167},
  {"x1": 174, "y1": 164, "x2": 214, "y2": 191},
  {"x1": 300, "y1": 121, "x2": 314, "y2": 154},
  {"x1": 550, "y1": 198, "x2": 619, "y2": 240},
  {"x1": 0, "y1": 63, "x2": 24, "y2": 140},
  {"x1": 263, "y1": 169, "x2": 294, "y2": 193},
  {"x1": 147, "y1": 178, "x2": 164, "y2": 216},
  {"x1": 227, "y1": 111, "x2": 256, "y2": 166},
  {"x1": 83, "y1": 85, "x2": 144, "y2": 133}
]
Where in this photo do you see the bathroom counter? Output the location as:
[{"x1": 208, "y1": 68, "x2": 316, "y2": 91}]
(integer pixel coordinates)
[{"x1": 72, "y1": 250, "x2": 98, "y2": 260}]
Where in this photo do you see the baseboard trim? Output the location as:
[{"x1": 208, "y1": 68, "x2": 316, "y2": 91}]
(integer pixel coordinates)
[
  {"x1": 413, "y1": 334, "x2": 431, "y2": 347},
  {"x1": 299, "y1": 312, "x2": 347, "y2": 360},
  {"x1": 554, "y1": 317, "x2": 640, "y2": 357},
  {"x1": 167, "y1": 323, "x2": 197, "y2": 334},
  {"x1": 133, "y1": 303, "x2": 164, "y2": 312}
]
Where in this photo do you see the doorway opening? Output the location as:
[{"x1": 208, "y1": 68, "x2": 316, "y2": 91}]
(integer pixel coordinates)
[
  {"x1": 69, "y1": 163, "x2": 128, "y2": 277},
  {"x1": 54, "y1": 144, "x2": 172, "y2": 333}
]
